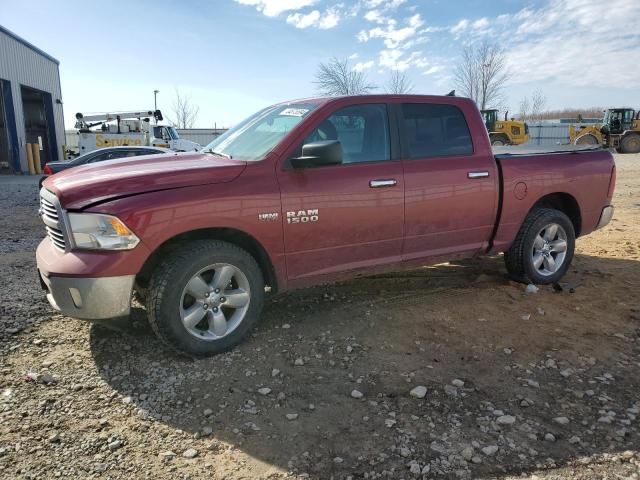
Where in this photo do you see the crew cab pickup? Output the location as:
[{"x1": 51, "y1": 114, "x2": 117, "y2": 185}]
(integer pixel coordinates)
[{"x1": 37, "y1": 95, "x2": 616, "y2": 356}]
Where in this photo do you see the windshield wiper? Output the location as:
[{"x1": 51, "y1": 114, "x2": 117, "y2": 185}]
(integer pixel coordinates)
[{"x1": 204, "y1": 149, "x2": 232, "y2": 159}]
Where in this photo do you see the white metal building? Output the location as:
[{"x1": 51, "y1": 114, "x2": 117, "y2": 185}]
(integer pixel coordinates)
[
  {"x1": 0, "y1": 24, "x2": 65, "y2": 174},
  {"x1": 175, "y1": 128, "x2": 227, "y2": 146}
]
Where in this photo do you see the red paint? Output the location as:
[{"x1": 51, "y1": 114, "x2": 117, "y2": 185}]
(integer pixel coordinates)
[{"x1": 37, "y1": 95, "x2": 616, "y2": 293}]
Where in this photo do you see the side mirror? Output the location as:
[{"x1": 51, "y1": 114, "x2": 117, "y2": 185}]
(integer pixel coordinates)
[{"x1": 290, "y1": 140, "x2": 342, "y2": 169}]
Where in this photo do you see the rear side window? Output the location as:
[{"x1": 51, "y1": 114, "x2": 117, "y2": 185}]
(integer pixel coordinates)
[
  {"x1": 90, "y1": 150, "x2": 131, "y2": 163},
  {"x1": 304, "y1": 104, "x2": 390, "y2": 164},
  {"x1": 401, "y1": 103, "x2": 473, "y2": 158}
]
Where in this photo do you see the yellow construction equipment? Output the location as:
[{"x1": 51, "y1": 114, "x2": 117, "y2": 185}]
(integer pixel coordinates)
[
  {"x1": 481, "y1": 109, "x2": 529, "y2": 146},
  {"x1": 569, "y1": 108, "x2": 640, "y2": 153}
]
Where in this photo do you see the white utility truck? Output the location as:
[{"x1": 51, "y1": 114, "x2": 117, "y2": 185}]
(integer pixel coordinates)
[{"x1": 74, "y1": 110, "x2": 200, "y2": 155}]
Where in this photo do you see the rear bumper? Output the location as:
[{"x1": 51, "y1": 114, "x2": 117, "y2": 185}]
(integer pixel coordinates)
[{"x1": 595, "y1": 205, "x2": 614, "y2": 230}]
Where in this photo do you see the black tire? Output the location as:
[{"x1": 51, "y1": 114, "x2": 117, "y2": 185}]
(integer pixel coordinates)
[
  {"x1": 146, "y1": 240, "x2": 264, "y2": 356},
  {"x1": 504, "y1": 208, "x2": 575, "y2": 284},
  {"x1": 490, "y1": 134, "x2": 510, "y2": 146},
  {"x1": 620, "y1": 133, "x2": 640, "y2": 154},
  {"x1": 575, "y1": 134, "x2": 598, "y2": 145}
]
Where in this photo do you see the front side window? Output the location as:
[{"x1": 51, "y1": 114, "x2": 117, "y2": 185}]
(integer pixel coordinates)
[
  {"x1": 202, "y1": 103, "x2": 318, "y2": 161},
  {"x1": 401, "y1": 103, "x2": 473, "y2": 159},
  {"x1": 304, "y1": 104, "x2": 390, "y2": 164}
]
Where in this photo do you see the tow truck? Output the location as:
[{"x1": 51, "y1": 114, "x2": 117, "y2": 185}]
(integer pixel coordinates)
[{"x1": 73, "y1": 110, "x2": 200, "y2": 155}]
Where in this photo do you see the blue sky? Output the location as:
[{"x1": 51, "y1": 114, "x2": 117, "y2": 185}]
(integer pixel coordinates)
[{"x1": 2, "y1": 0, "x2": 639, "y2": 128}]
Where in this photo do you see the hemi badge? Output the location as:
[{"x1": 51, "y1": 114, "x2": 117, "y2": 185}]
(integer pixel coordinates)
[{"x1": 258, "y1": 212, "x2": 279, "y2": 221}]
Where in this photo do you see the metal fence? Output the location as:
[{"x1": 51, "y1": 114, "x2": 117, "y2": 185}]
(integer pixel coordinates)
[{"x1": 524, "y1": 122, "x2": 596, "y2": 146}]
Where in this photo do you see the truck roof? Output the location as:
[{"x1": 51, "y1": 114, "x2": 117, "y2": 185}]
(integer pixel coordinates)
[{"x1": 281, "y1": 94, "x2": 474, "y2": 107}]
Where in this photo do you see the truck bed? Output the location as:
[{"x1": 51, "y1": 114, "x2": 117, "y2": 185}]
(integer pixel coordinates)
[{"x1": 490, "y1": 146, "x2": 615, "y2": 254}]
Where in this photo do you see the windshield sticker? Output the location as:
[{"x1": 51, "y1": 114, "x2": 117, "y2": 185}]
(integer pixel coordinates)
[{"x1": 279, "y1": 108, "x2": 309, "y2": 117}]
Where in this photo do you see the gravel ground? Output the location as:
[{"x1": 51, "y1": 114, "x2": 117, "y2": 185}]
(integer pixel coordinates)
[{"x1": 1, "y1": 155, "x2": 639, "y2": 480}]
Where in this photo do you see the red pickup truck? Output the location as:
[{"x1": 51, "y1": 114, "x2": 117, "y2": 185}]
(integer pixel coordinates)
[{"x1": 37, "y1": 95, "x2": 616, "y2": 356}]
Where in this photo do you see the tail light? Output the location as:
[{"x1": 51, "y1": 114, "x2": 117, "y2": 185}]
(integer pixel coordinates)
[
  {"x1": 43, "y1": 164, "x2": 52, "y2": 175},
  {"x1": 607, "y1": 164, "x2": 616, "y2": 199}
]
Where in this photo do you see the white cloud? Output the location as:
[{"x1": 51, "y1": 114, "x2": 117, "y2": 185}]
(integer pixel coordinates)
[
  {"x1": 286, "y1": 7, "x2": 341, "y2": 29},
  {"x1": 358, "y1": 13, "x2": 424, "y2": 48},
  {"x1": 378, "y1": 49, "x2": 430, "y2": 71},
  {"x1": 452, "y1": 0, "x2": 640, "y2": 89},
  {"x1": 362, "y1": 0, "x2": 406, "y2": 9},
  {"x1": 318, "y1": 7, "x2": 341, "y2": 29},
  {"x1": 450, "y1": 19, "x2": 469, "y2": 35},
  {"x1": 449, "y1": 17, "x2": 492, "y2": 38},
  {"x1": 286, "y1": 10, "x2": 320, "y2": 28},
  {"x1": 472, "y1": 17, "x2": 489, "y2": 30},
  {"x1": 423, "y1": 65, "x2": 443, "y2": 75},
  {"x1": 235, "y1": 0, "x2": 317, "y2": 17},
  {"x1": 354, "y1": 60, "x2": 375, "y2": 71},
  {"x1": 364, "y1": 9, "x2": 387, "y2": 24}
]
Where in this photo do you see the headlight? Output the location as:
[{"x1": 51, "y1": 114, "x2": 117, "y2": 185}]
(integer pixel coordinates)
[{"x1": 68, "y1": 213, "x2": 140, "y2": 250}]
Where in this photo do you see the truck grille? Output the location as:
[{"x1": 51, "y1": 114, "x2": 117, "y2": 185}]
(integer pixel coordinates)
[{"x1": 39, "y1": 189, "x2": 68, "y2": 252}]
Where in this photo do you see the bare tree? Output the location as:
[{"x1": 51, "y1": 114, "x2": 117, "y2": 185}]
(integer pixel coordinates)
[
  {"x1": 530, "y1": 89, "x2": 547, "y2": 121},
  {"x1": 314, "y1": 57, "x2": 376, "y2": 96},
  {"x1": 453, "y1": 40, "x2": 510, "y2": 110},
  {"x1": 519, "y1": 96, "x2": 530, "y2": 120},
  {"x1": 519, "y1": 90, "x2": 548, "y2": 121},
  {"x1": 454, "y1": 46, "x2": 478, "y2": 105},
  {"x1": 167, "y1": 89, "x2": 199, "y2": 129},
  {"x1": 385, "y1": 70, "x2": 414, "y2": 94},
  {"x1": 531, "y1": 106, "x2": 603, "y2": 121}
]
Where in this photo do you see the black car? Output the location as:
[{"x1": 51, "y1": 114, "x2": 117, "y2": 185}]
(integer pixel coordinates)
[{"x1": 40, "y1": 146, "x2": 171, "y2": 188}]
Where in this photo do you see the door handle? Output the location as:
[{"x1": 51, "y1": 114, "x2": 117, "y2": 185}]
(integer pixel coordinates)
[
  {"x1": 467, "y1": 171, "x2": 489, "y2": 179},
  {"x1": 369, "y1": 179, "x2": 397, "y2": 188}
]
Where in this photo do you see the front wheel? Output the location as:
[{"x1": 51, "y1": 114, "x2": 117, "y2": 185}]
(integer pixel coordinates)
[
  {"x1": 490, "y1": 134, "x2": 510, "y2": 146},
  {"x1": 620, "y1": 133, "x2": 640, "y2": 154},
  {"x1": 575, "y1": 134, "x2": 598, "y2": 145},
  {"x1": 504, "y1": 208, "x2": 575, "y2": 284},
  {"x1": 146, "y1": 240, "x2": 264, "y2": 356}
]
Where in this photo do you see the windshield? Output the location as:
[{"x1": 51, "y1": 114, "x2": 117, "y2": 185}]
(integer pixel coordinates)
[
  {"x1": 202, "y1": 103, "x2": 318, "y2": 161},
  {"x1": 167, "y1": 127, "x2": 179, "y2": 140}
]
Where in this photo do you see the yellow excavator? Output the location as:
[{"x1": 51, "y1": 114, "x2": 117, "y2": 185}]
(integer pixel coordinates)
[
  {"x1": 569, "y1": 108, "x2": 640, "y2": 153},
  {"x1": 481, "y1": 109, "x2": 529, "y2": 146}
]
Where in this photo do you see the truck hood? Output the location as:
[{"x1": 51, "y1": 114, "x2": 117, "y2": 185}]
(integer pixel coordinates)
[{"x1": 44, "y1": 152, "x2": 247, "y2": 209}]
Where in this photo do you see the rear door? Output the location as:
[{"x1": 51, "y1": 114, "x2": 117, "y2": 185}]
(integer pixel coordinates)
[
  {"x1": 277, "y1": 102, "x2": 404, "y2": 283},
  {"x1": 397, "y1": 101, "x2": 498, "y2": 261}
]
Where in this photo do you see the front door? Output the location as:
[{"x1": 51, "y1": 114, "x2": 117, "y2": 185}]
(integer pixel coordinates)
[
  {"x1": 277, "y1": 103, "x2": 404, "y2": 284},
  {"x1": 398, "y1": 102, "x2": 498, "y2": 262}
]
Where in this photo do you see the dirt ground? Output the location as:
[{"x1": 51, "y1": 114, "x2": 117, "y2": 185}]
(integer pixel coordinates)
[{"x1": 0, "y1": 154, "x2": 638, "y2": 480}]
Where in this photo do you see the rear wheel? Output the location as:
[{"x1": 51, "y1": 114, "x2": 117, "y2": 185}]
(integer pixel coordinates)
[
  {"x1": 146, "y1": 240, "x2": 264, "y2": 356},
  {"x1": 620, "y1": 133, "x2": 640, "y2": 154},
  {"x1": 504, "y1": 208, "x2": 575, "y2": 284},
  {"x1": 490, "y1": 134, "x2": 510, "y2": 146},
  {"x1": 575, "y1": 134, "x2": 598, "y2": 145}
]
